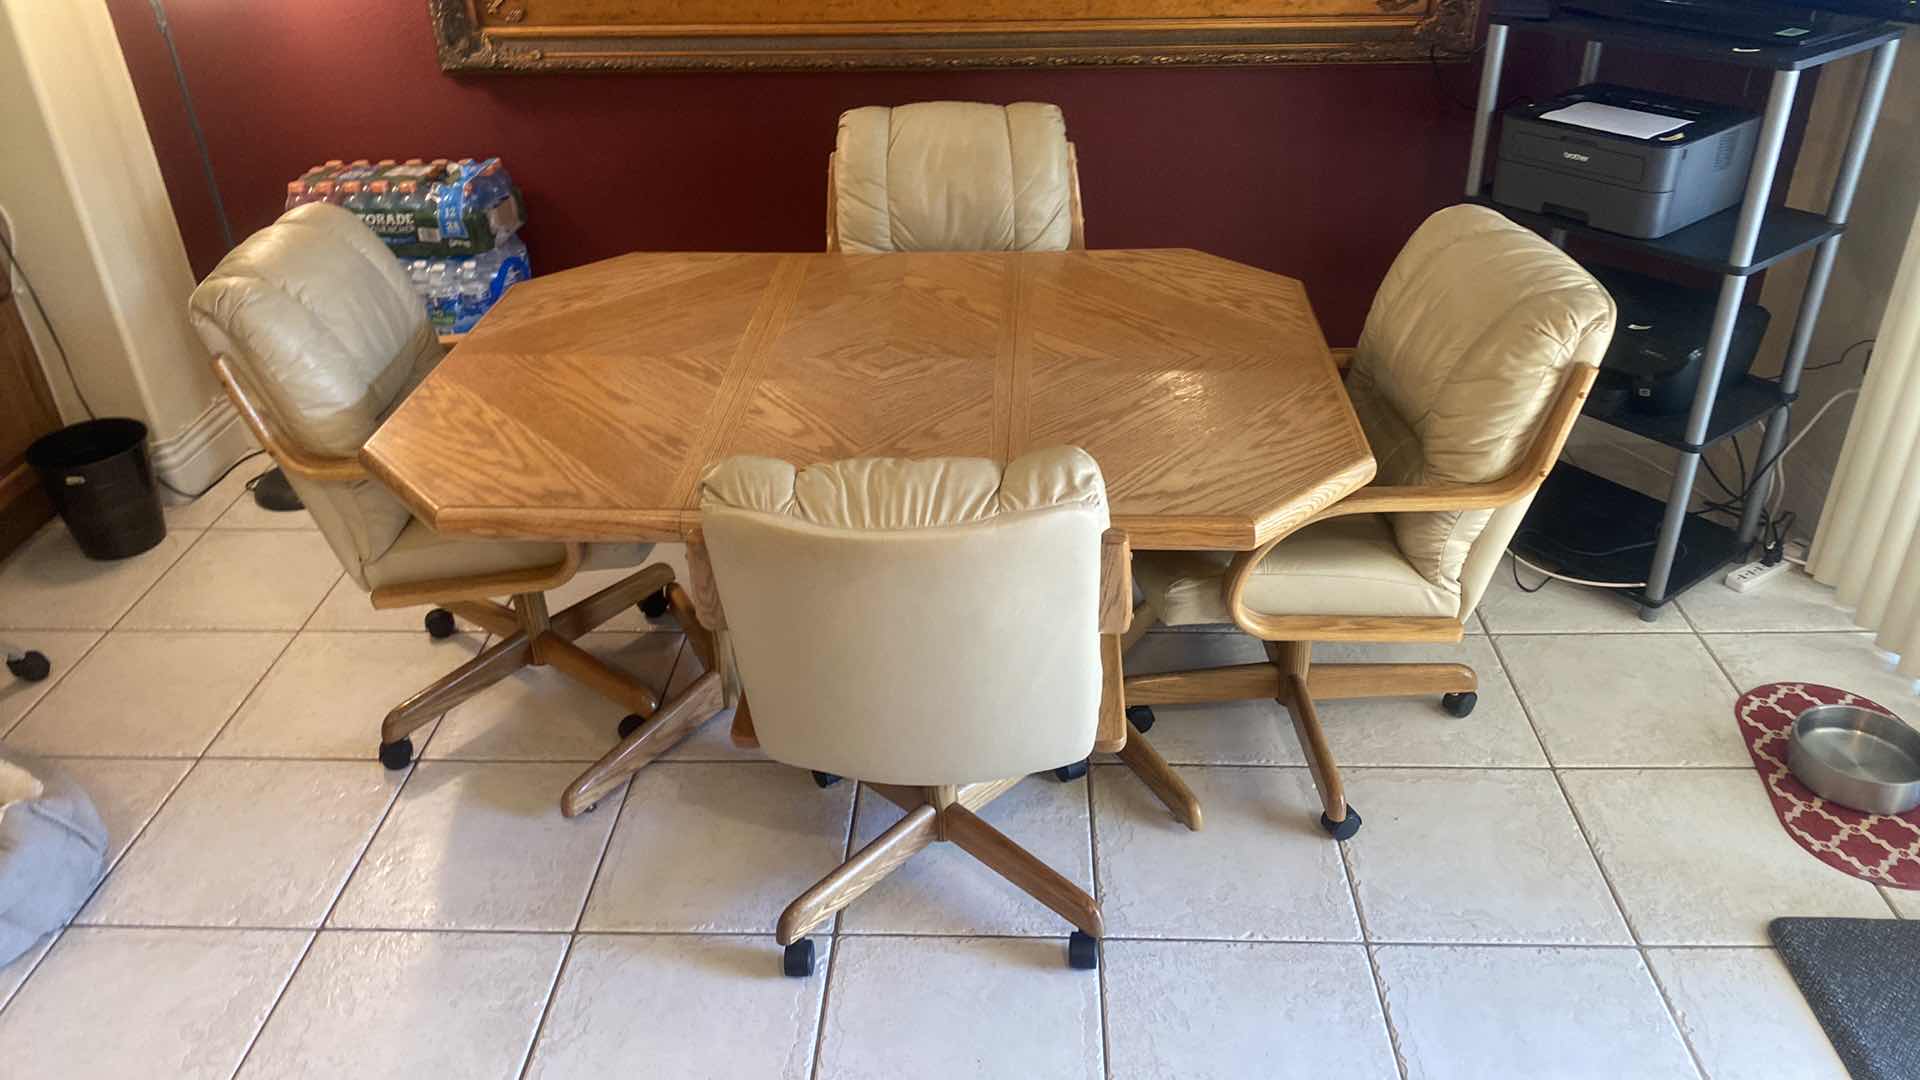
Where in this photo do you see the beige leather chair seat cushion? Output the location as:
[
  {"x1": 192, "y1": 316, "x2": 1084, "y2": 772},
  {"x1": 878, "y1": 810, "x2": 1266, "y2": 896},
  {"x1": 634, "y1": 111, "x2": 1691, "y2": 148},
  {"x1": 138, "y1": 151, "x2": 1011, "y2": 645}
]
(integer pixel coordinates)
[
  {"x1": 833, "y1": 101, "x2": 1075, "y2": 253},
  {"x1": 361, "y1": 520, "x2": 650, "y2": 591},
  {"x1": 1134, "y1": 514, "x2": 1457, "y2": 627}
]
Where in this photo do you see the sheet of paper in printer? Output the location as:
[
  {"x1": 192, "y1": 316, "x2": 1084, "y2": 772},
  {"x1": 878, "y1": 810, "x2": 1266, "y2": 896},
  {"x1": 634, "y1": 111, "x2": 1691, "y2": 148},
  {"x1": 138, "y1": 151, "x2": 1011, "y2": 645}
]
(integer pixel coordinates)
[{"x1": 1538, "y1": 101, "x2": 1694, "y2": 140}]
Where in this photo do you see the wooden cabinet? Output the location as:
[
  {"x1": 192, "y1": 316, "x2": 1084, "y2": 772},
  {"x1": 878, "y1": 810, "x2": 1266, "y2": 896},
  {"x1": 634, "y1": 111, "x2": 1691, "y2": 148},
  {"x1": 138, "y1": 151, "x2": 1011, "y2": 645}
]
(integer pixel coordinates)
[{"x1": 0, "y1": 279, "x2": 63, "y2": 559}]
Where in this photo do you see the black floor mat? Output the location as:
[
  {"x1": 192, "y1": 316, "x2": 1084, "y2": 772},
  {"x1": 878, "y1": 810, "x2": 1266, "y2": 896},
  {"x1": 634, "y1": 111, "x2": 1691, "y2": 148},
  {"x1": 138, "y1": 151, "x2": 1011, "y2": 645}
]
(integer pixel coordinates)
[{"x1": 1770, "y1": 917, "x2": 1920, "y2": 1080}]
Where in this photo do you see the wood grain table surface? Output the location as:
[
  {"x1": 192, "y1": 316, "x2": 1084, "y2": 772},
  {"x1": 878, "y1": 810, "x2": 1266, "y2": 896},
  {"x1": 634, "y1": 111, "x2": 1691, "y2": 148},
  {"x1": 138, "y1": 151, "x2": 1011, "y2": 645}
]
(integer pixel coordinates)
[{"x1": 362, "y1": 248, "x2": 1375, "y2": 551}]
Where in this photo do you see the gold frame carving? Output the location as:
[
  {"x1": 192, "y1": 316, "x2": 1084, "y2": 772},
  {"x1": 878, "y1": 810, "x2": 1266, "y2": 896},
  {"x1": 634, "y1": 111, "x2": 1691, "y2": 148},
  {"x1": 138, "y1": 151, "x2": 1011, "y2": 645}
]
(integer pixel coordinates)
[{"x1": 431, "y1": 0, "x2": 1481, "y2": 73}]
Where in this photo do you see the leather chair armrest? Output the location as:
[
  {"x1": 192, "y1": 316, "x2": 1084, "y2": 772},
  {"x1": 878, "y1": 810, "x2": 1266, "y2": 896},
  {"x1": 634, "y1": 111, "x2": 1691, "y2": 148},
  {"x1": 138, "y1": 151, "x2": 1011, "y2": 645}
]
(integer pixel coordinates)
[
  {"x1": 211, "y1": 354, "x2": 368, "y2": 484},
  {"x1": 1306, "y1": 362, "x2": 1597, "y2": 524}
]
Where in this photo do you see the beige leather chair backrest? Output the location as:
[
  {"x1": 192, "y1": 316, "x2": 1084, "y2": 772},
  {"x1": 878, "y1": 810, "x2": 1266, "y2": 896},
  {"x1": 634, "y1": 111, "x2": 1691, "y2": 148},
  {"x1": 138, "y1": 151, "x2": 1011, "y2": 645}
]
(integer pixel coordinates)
[
  {"x1": 188, "y1": 203, "x2": 443, "y2": 587},
  {"x1": 829, "y1": 101, "x2": 1083, "y2": 253},
  {"x1": 700, "y1": 448, "x2": 1109, "y2": 786},
  {"x1": 1347, "y1": 205, "x2": 1615, "y2": 619}
]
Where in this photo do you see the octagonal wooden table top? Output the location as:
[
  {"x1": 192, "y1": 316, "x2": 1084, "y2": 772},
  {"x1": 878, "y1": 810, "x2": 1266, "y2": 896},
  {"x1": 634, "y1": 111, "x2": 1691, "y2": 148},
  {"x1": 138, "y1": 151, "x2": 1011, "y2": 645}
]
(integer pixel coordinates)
[{"x1": 361, "y1": 249, "x2": 1375, "y2": 551}]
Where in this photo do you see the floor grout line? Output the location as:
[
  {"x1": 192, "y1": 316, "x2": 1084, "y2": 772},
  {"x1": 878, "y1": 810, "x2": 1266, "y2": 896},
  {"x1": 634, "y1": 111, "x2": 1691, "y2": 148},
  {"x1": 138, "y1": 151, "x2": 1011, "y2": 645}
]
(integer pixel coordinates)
[
  {"x1": 222, "y1": 728, "x2": 418, "y2": 1080},
  {"x1": 17, "y1": 922, "x2": 1811, "y2": 947},
  {"x1": 0, "y1": 742, "x2": 214, "y2": 1024},
  {"x1": 805, "y1": 782, "x2": 864, "y2": 1080},
  {"x1": 0, "y1": 629, "x2": 110, "y2": 742},
  {"x1": 1338, "y1": 834, "x2": 1407, "y2": 1080},
  {"x1": 514, "y1": 935, "x2": 580, "y2": 1080},
  {"x1": 513, "y1": 744, "x2": 641, "y2": 1079},
  {"x1": 1085, "y1": 763, "x2": 1112, "y2": 1080},
  {"x1": 1494, "y1": 626, "x2": 1714, "y2": 1080}
]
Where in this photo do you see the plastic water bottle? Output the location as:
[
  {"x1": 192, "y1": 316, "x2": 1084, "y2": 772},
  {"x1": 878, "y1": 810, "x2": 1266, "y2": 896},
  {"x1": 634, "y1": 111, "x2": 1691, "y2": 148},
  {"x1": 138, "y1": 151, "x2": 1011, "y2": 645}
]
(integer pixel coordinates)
[
  {"x1": 426, "y1": 263, "x2": 457, "y2": 331},
  {"x1": 408, "y1": 260, "x2": 431, "y2": 307},
  {"x1": 455, "y1": 261, "x2": 487, "y2": 331}
]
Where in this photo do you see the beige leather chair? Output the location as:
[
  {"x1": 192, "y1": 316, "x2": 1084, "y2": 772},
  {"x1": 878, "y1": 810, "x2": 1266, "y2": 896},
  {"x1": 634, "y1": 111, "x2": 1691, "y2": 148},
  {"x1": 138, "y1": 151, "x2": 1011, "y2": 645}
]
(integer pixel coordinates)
[
  {"x1": 689, "y1": 447, "x2": 1129, "y2": 975},
  {"x1": 825, "y1": 101, "x2": 1085, "y2": 253},
  {"x1": 1121, "y1": 206, "x2": 1616, "y2": 840},
  {"x1": 189, "y1": 203, "x2": 693, "y2": 778}
]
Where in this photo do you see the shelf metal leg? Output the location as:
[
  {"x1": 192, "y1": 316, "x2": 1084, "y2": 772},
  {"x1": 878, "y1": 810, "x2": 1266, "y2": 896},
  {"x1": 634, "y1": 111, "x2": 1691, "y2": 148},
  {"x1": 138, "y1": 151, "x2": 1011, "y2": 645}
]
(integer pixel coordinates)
[
  {"x1": 1644, "y1": 276, "x2": 1750, "y2": 603},
  {"x1": 1643, "y1": 68, "x2": 1800, "y2": 605},
  {"x1": 1466, "y1": 24, "x2": 1509, "y2": 198},
  {"x1": 1737, "y1": 38, "x2": 1899, "y2": 543},
  {"x1": 1579, "y1": 41, "x2": 1604, "y2": 84}
]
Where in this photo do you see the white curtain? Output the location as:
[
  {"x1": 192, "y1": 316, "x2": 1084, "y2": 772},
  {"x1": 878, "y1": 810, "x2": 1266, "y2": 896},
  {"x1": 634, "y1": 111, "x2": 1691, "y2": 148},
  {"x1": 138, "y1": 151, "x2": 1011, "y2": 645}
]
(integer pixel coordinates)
[{"x1": 1810, "y1": 203, "x2": 1920, "y2": 676}]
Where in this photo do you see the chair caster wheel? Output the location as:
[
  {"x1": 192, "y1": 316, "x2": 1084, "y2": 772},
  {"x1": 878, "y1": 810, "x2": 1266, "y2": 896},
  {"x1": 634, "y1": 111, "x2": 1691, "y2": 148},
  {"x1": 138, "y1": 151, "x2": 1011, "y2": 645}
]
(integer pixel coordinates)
[
  {"x1": 639, "y1": 588, "x2": 671, "y2": 619},
  {"x1": 783, "y1": 938, "x2": 816, "y2": 977},
  {"x1": 1319, "y1": 808, "x2": 1362, "y2": 841},
  {"x1": 810, "y1": 770, "x2": 842, "y2": 788},
  {"x1": 1125, "y1": 704, "x2": 1155, "y2": 734},
  {"x1": 1441, "y1": 692, "x2": 1477, "y2": 718},
  {"x1": 1052, "y1": 759, "x2": 1090, "y2": 782},
  {"x1": 6, "y1": 650, "x2": 50, "y2": 682},
  {"x1": 1067, "y1": 931, "x2": 1099, "y2": 971},
  {"x1": 618, "y1": 714, "x2": 646, "y2": 740},
  {"x1": 378, "y1": 737, "x2": 414, "y2": 770},
  {"x1": 424, "y1": 609, "x2": 456, "y2": 639}
]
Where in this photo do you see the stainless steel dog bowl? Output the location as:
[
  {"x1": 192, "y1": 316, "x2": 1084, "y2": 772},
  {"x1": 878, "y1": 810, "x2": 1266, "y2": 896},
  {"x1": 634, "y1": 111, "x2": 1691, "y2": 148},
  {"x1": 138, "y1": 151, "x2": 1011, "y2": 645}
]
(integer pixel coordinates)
[{"x1": 1788, "y1": 704, "x2": 1920, "y2": 815}]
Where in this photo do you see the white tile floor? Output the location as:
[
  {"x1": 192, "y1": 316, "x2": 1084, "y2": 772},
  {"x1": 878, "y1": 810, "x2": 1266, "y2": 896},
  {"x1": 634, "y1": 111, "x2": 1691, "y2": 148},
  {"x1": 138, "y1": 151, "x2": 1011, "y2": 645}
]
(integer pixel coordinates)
[{"x1": 0, "y1": 470, "x2": 1912, "y2": 1079}]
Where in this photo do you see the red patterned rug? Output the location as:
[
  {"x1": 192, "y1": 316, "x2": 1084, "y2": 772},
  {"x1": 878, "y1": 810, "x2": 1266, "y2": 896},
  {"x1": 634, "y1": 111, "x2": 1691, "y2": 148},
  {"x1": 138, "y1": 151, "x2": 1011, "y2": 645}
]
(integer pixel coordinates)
[{"x1": 1736, "y1": 682, "x2": 1920, "y2": 890}]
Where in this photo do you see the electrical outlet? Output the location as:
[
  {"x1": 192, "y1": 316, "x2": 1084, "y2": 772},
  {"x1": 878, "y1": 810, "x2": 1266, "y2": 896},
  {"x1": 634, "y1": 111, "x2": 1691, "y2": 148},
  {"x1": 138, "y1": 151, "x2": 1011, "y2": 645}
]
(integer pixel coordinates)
[{"x1": 1725, "y1": 560, "x2": 1789, "y2": 593}]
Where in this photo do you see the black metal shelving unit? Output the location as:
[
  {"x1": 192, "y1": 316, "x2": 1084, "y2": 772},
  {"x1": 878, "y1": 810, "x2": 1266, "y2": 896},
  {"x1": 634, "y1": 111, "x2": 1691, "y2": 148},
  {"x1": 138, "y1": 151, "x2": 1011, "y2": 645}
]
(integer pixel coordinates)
[{"x1": 1467, "y1": 14, "x2": 1902, "y2": 617}]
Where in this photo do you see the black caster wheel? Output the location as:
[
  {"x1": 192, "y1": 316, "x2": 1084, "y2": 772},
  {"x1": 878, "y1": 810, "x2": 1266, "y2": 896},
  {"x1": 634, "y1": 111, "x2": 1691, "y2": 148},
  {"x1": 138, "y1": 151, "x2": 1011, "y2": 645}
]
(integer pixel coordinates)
[
  {"x1": 1052, "y1": 759, "x2": 1090, "y2": 782},
  {"x1": 783, "y1": 938, "x2": 816, "y2": 977},
  {"x1": 1319, "y1": 807, "x2": 1363, "y2": 842},
  {"x1": 424, "y1": 608, "x2": 457, "y2": 639},
  {"x1": 639, "y1": 587, "x2": 672, "y2": 620},
  {"x1": 1125, "y1": 704, "x2": 1156, "y2": 734},
  {"x1": 6, "y1": 650, "x2": 51, "y2": 682},
  {"x1": 1440, "y1": 691, "x2": 1478, "y2": 718},
  {"x1": 378, "y1": 737, "x2": 414, "y2": 770},
  {"x1": 1067, "y1": 931, "x2": 1099, "y2": 971},
  {"x1": 811, "y1": 770, "x2": 842, "y2": 789},
  {"x1": 618, "y1": 714, "x2": 647, "y2": 740}
]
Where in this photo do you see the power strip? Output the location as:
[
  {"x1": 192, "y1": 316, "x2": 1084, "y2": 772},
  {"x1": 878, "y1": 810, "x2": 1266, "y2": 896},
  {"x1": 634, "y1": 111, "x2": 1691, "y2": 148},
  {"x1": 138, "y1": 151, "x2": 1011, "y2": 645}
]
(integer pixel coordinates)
[{"x1": 1725, "y1": 560, "x2": 1789, "y2": 593}]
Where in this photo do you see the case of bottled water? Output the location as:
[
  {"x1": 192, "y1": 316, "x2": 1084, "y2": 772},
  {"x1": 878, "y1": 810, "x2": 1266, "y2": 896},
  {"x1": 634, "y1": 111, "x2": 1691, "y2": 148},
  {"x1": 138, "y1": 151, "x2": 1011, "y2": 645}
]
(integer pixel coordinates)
[{"x1": 287, "y1": 158, "x2": 531, "y2": 333}]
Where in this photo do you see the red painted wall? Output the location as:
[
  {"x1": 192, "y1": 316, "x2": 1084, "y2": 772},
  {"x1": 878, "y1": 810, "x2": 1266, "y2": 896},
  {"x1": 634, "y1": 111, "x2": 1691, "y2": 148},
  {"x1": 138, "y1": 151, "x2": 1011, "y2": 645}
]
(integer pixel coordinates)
[{"x1": 105, "y1": 3, "x2": 1787, "y2": 344}]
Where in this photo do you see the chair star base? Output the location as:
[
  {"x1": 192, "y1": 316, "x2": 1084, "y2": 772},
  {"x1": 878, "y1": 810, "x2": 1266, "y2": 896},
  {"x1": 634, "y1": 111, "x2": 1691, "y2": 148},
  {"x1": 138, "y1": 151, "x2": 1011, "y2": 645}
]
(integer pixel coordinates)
[
  {"x1": 1115, "y1": 627, "x2": 1476, "y2": 840},
  {"x1": 374, "y1": 565, "x2": 726, "y2": 813},
  {"x1": 775, "y1": 778, "x2": 1103, "y2": 976}
]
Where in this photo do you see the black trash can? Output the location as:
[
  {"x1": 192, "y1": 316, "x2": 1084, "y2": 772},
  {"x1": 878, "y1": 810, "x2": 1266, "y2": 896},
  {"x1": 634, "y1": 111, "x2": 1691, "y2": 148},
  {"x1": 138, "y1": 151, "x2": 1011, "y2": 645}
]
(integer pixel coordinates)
[{"x1": 26, "y1": 418, "x2": 167, "y2": 560}]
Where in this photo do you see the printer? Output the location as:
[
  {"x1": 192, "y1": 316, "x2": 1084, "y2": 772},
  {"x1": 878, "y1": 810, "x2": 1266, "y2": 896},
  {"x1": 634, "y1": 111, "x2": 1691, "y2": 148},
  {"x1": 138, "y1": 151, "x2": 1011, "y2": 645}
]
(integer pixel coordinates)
[
  {"x1": 1492, "y1": 84, "x2": 1760, "y2": 238},
  {"x1": 1587, "y1": 265, "x2": 1771, "y2": 416}
]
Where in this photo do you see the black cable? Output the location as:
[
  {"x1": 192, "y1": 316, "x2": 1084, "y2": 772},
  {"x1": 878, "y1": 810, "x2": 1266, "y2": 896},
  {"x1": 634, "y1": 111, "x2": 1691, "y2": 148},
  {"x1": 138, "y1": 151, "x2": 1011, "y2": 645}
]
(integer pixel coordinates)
[
  {"x1": 1700, "y1": 453, "x2": 1742, "y2": 503},
  {"x1": 155, "y1": 448, "x2": 268, "y2": 503},
  {"x1": 1510, "y1": 558, "x2": 1551, "y2": 593},
  {"x1": 0, "y1": 229, "x2": 95, "y2": 419},
  {"x1": 1801, "y1": 337, "x2": 1874, "y2": 374},
  {"x1": 1515, "y1": 527, "x2": 1658, "y2": 560},
  {"x1": 1430, "y1": 44, "x2": 1486, "y2": 111}
]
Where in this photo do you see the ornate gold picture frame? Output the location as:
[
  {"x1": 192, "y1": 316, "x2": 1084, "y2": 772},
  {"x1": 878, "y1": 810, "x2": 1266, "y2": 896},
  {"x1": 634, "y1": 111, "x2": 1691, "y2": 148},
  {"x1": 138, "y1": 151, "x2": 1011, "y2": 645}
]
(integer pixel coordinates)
[{"x1": 432, "y1": 0, "x2": 1481, "y2": 73}]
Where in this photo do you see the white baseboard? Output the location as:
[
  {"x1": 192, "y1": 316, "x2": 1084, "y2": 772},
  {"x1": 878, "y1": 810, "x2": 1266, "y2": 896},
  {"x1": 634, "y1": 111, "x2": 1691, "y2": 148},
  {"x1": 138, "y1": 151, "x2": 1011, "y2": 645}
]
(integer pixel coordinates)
[{"x1": 149, "y1": 396, "x2": 257, "y2": 495}]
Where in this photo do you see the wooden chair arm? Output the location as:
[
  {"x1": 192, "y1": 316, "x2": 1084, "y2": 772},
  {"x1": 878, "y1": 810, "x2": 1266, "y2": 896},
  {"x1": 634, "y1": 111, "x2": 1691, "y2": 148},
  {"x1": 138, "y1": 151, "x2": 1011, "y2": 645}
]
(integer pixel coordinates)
[
  {"x1": 1067, "y1": 142, "x2": 1087, "y2": 251},
  {"x1": 211, "y1": 355, "x2": 368, "y2": 484},
  {"x1": 825, "y1": 153, "x2": 841, "y2": 253},
  {"x1": 1099, "y1": 528, "x2": 1131, "y2": 635},
  {"x1": 684, "y1": 529, "x2": 727, "y2": 631}
]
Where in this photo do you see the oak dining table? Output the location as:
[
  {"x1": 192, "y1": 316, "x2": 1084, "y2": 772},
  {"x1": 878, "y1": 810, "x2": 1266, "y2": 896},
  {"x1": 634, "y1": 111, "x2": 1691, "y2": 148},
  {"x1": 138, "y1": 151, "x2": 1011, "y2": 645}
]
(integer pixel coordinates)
[{"x1": 361, "y1": 248, "x2": 1376, "y2": 821}]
